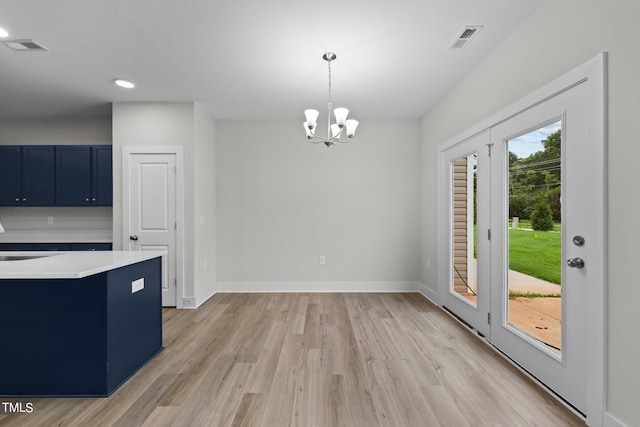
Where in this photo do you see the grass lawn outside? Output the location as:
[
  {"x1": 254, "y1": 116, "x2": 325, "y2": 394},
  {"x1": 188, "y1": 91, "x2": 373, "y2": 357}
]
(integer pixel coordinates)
[
  {"x1": 474, "y1": 221, "x2": 562, "y2": 285},
  {"x1": 509, "y1": 225, "x2": 561, "y2": 285}
]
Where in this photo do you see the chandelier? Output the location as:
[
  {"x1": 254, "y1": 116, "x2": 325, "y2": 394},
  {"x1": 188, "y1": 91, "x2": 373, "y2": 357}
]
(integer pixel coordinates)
[{"x1": 303, "y1": 52, "x2": 359, "y2": 147}]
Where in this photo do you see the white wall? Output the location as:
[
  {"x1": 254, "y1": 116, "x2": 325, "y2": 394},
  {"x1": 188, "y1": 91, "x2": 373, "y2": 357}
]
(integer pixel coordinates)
[
  {"x1": 193, "y1": 103, "x2": 217, "y2": 303},
  {"x1": 420, "y1": 1, "x2": 640, "y2": 425},
  {"x1": 0, "y1": 117, "x2": 112, "y2": 230},
  {"x1": 216, "y1": 120, "x2": 421, "y2": 287}
]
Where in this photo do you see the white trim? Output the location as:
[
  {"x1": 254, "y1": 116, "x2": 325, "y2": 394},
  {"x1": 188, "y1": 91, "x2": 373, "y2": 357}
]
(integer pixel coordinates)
[
  {"x1": 217, "y1": 281, "x2": 425, "y2": 293},
  {"x1": 603, "y1": 413, "x2": 628, "y2": 427},
  {"x1": 437, "y1": 57, "x2": 601, "y2": 154},
  {"x1": 435, "y1": 53, "x2": 607, "y2": 426},
  {"x1": 194, "y1": 287, "x2": 217, "y2": 309},
  {"x1": 181, "y1": 297, "x2": 196, "y2": 309},
  {"x1": 415, "y1": 282, "x2": 439, "y2": 305},
  {"x1": 122, "y1": 146, "x2": 185, "y2": 309}
]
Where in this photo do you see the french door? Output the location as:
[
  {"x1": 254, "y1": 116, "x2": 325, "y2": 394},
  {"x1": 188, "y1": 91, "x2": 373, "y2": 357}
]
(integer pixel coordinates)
[
  {"x1": 489, "y1": 82, "x2": 589, "y2": 412},
  {"x1": 439, "y1": 57, "x2": 605, "y2": 417},
  {"x1": 441, "y1": 130, "x2": 491, "y2": 339}
]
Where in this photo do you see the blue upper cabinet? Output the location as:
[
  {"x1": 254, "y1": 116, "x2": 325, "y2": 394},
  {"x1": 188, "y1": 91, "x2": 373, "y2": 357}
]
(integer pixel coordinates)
[
  {"x1": 1, "y1": 145, "x2": 111, "y2": 207},
  {"x1": 92, "y1": 146, "x2": 112, "y2": 206},
  {"x1": 56, "y1": 146, "x2": 92, "y2": 206},
  {"x1": 56, "y1": 145, "x2": 112, "y2": 206},
  {"x1": 21, "y1": 146, "x2": 55, "y2": 206},
  {"x1": 0, "y1": 146, "x2": 22, "y2": 206}
]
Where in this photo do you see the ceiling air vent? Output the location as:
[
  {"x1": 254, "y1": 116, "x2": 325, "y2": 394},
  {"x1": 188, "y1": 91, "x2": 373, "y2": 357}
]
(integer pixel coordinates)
[
  {"x1": 3, "y1": 39, "x2": 48, "y2": 51},
  {"x1": 449, "y1": 26, "x2": 483, "y2": 50}
]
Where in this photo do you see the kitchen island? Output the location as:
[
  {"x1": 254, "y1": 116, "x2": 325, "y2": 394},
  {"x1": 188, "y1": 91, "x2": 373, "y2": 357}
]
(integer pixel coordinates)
[{"x1": 0, "y1": 251, "x2": 165, "y2": 397}]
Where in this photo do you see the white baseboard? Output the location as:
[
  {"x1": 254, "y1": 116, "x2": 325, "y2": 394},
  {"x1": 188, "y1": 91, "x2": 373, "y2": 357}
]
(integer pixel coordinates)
[
  {"x1": 415, "y1": 282, "x2": 439, "y2": 305},
  {"x1": 604, "y1": 412, "x2": 628, "y2": 427},
  {"x1": 181, "y1": 297, "x2": 196, "y2": 309},
  {"x1": 216, "y1": 281, "x2": 425, "y2": 294},
  {"x1": 180, "y1": 291, "x2": 217, "y2": 310},
  {"x1": 195, "y1": 287, "x2": 217, "y2": 309}
]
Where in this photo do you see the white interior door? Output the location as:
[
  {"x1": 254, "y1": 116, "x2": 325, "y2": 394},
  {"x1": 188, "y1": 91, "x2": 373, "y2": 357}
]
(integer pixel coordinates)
[
  {"x1": 489, "y1": 81, "x2": 592, "y2": 413},
  {"x1": 124, "y1": 152, "x2": 177, "y2": 307},
  {"x1": 439, "y1": 130, "x2": 491, "y2": 338}
]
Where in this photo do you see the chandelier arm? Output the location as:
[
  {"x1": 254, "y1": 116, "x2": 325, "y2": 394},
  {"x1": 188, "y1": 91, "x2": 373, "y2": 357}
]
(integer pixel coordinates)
[{"x1": 307, "y1": 128, "x2": 331, "y2": 144}]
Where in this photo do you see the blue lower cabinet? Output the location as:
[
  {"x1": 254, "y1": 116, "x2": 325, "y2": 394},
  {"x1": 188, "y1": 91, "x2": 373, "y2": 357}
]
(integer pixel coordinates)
[
  {"x1": 0, "y1": 257, "x2": 162, "y2": 397},
  {"x1": 0, "y1": 243, "x2": 35, "y2": 251},
  {"x1": 34, "y1": 243, "x2": 73, "y2": 251},
  {"x1": 0, "y1": 243, "x2": 112, "y2": 251},
  {"x1": 71, "y1": 243, "x2": 112, "y2": 251}
]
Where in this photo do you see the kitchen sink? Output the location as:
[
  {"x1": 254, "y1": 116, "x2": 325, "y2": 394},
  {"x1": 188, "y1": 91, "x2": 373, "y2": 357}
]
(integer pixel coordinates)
[{"x1": 0, "y1": 255, "x2": 54, "y2": 261}]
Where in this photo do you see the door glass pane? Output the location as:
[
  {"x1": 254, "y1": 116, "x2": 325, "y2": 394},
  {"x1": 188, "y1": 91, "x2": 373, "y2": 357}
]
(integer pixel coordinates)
[
  {"x1": 451, "y1": 153, "x2": 478, "y2": 305},
  {"x1": 507, "y1": 121, "x2": 562, "y2": 355}
]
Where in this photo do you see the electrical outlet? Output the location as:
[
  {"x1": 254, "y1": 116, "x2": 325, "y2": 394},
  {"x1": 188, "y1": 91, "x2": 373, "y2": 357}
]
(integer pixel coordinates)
[
  {"x1": 319, "y1": 256, "x2": 326, "y2": 265},
  {"x1": 48, "y1": 216, "x2": 54, "y2": 225}
]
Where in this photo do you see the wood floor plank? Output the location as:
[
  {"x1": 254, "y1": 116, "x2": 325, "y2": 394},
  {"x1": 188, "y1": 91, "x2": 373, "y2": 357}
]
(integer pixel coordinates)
[{"x1": 0, "y1": 293, "x2": 586, "y2": 427}]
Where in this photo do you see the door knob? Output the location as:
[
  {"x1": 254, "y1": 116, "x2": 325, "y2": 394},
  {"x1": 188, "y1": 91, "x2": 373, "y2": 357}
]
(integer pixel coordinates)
[
  {"x1": 567, "y1": 257, "x2": 585, "y2": 269},
  {"x1": 130, "y1": 235, "x2": 139, "y2": 241}
]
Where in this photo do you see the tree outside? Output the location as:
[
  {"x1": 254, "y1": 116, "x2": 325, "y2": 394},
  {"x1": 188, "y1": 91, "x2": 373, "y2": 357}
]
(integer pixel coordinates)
[{"x1": 509, "y1": 129, "x2": 561, "y2": 224}]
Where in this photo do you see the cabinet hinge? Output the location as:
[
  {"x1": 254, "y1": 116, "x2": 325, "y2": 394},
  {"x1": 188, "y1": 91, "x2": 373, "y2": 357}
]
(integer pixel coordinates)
[
  {"x1": 488, "y1": 229, "x2": 491, "y2": 240},
  {"x1": 174, "y1": 278, "x2": 177, "y2": 285},
  {"x1": 175, "y1": 222, "x2": 177, "y2": 230},
  {"x1": 488, "y1": 313, "x2": 491, "y2": 324},
  {"x1": 106, "y1": 362, "x2": 109, "y2": 372}
]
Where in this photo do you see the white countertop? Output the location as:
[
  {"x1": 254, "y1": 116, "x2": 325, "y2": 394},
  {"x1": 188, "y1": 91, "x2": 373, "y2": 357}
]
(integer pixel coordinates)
[
  {"x1": 0, "y1": 251, "x2": 165, "y2": 279},
  {"x1": 0, "y1": 229, "x2": 112, "y2": 243}
]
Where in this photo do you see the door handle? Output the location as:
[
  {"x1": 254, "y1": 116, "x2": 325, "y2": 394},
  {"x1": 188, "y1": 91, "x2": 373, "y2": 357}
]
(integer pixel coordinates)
[
  {"x1": 130, "y1": 235, "x2": 139, "y2": 241},
  {"x1": 566, "y1": 257, "x2": 585, "y2": 269}
]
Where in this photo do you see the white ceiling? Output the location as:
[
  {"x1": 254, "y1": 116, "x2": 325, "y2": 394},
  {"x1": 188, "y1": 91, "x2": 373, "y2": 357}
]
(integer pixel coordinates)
[{"x1": 0, "y1": 0, "x2": 543, "y2": 120}]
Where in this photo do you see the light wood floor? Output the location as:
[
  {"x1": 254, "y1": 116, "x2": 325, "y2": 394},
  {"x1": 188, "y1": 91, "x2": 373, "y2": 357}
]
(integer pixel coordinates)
[{"x1": 0, "y1": 293, "x2": 585, "y2": 427}]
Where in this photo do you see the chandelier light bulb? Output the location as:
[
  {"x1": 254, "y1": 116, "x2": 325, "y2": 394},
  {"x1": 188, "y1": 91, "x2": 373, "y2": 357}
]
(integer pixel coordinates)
[
  {"x1": 333, "y1": 108, "x2": 349, "y2": 127},
  {"x1": 304, "y1": 109, "x2": 319, "y2": 128},
  {"x1": 345, "y1": 120, "x2": 359, "y2": 138}
]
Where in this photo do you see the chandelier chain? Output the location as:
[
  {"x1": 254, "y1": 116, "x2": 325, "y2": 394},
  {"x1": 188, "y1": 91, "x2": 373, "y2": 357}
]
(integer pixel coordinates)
[{"x1": 327, "y1": 58, "x2": 332, "y2": 110}]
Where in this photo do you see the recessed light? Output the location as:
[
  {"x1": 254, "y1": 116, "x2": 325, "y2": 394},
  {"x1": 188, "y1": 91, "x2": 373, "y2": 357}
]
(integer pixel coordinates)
[
  {"x1": 114, "y1": 78, "x2": 135, "y2": 89},
  {"x1": 0, "y1": 27, "x2": 9, "y2": 38}
]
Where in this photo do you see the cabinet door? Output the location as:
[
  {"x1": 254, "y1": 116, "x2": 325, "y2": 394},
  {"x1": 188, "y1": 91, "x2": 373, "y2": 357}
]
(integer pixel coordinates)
[
  {"x1": 34, "y1": 243, "x2": 72, "y2": 251},
  {"x1": 0, "y1": 243, "x2": 36, "y2": 251},
  {"x1": 55, "y1": 146, "x2": 91, "y2": 206},
  {"x1": 71, "y1": 243, "x2": 113, "y2": 251},
  {"x1": 0, "y1": 146, "x2": 22, "y2": 206},
  {"x1": 92, "y1": 146, "x2": 112, "y2": 206},
  {"x1": 21, "y1": 146, "x2": 55, "y2": 206}
]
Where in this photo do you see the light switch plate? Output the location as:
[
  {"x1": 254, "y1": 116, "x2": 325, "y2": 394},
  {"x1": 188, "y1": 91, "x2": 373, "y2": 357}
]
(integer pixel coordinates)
[{"x1": 132, "y1": 278, "x2": 144, "y2": 294}]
